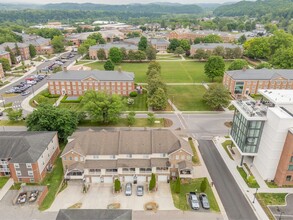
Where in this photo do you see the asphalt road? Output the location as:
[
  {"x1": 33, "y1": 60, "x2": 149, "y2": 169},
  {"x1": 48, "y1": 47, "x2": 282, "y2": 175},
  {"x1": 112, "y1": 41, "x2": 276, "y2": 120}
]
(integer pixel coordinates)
[
  {"x1": 0, "y1": 52, "x2": 80, "y2": 111},
  {"x1": 269, "y1": 194, "x2": 293, "y2": 220},
  {"x1": 198, "y1": 140, "x2": 257, "y2": 220}
]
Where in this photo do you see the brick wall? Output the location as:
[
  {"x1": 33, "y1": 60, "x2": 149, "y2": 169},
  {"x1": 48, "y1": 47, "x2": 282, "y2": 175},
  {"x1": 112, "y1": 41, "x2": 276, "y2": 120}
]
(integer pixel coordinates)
[{"x1": 37, "y1": 186, "x2": 48, "y2": 206}]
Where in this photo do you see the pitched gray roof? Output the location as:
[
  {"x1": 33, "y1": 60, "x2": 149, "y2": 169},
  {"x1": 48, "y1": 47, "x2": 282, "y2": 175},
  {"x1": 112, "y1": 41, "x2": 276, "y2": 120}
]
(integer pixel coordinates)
[
  {"x1": 56, "y1": 209, "x2": 132, "y2": 220},
  {"x1": 62, "y1": 129, "x2": 184, "y2": 157},
  {"x1": 0, "y1": 131, "x2": 57, "y2": 163},
  {"x1": 191, "y1": 43, "x2": 242, "y2": 50},
  {"x1": 150, "y1": 38, "x2": 170, "y2": 46},
  {"x1": 48, "y1": 70, "x2": 134, "y2": 82},
  {"x1": 90, "y1": 43, "x2": 138, "y2": 51},
  {"x1": 0, "y1": 42, "x2": 28, "y2": 50},
  {"x1": 226, "y1": 69, "x2": 293, "y2": 80}
]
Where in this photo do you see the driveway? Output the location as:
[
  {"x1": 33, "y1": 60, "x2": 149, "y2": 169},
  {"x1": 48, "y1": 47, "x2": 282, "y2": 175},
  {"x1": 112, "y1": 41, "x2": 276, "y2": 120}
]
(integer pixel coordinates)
[
  {"x1": 269, "y1": 194, "x2": 293, "y2": 220},
  {"x1": 48, "y1": 182, "x2": 175, "y2": 212}
]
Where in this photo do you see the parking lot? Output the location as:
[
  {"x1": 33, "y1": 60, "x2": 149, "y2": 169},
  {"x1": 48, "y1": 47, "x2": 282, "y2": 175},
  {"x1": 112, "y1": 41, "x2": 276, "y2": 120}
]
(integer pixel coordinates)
[{"x1": 48, "y1": 182, "x2": 175, "y2": 212}]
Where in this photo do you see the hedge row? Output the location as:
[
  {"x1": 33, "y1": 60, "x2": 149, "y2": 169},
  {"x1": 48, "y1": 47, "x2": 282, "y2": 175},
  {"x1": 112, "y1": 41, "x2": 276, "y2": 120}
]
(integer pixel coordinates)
[{"x1": 60, "y1": 96, "x2": 83, "y2": 103}]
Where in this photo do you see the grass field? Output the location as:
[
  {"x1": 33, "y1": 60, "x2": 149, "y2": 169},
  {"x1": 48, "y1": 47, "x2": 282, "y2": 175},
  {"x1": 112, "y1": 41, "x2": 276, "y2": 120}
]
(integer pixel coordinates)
[
  {"x1": 85, "y1": 61, "x2": 232, "y2": 83},
  {"x1": 123, "y1": 93, "x2": 148, "y2": 111},
  {"x1": 237, "y1": 166, "x2": 260, "y2": 188},
  {"x1": 0, "y1": 177, "x2": 9, "y2": 189},
  {"x1": 168, "y1": 85, "x2": 212, "y2": 111},
  {"x1": 170, "y1": 178, "x2": 220, "y2": 212}
]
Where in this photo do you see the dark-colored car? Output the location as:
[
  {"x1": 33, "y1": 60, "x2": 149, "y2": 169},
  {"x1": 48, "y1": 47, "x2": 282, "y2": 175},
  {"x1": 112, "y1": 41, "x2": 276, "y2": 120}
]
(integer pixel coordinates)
[
  {"x1": 125, "y1": 182, "x2": 132, "y2": 196},
  {"x1": 199, "y1": 193, "x2": 210, "y2": 209},
  {"x1": 189, "y1": 192, "x2": 200, "y2": 210},
  {"x1": 0, "y1": 111, "x2": 3, "y2": 116},
  {"x1": 136, "y1": 185, "x2": 144, "y2": 196}
]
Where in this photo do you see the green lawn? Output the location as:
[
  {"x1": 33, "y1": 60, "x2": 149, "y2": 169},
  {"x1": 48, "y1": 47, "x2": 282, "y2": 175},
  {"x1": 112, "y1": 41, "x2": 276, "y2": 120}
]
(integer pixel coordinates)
[
  {"x1": 170, "y1": 178, "x2": 220, "y2": 212},
  {"x1": 79, "y1": 118, "x2": 165, "y2": 127},
  {"x1": 123, "y1": 93, "x2": 148, "y2": 111},
  {"x1": 29, "y1": 89, "x2": 59, "y2": 108},
  {"x1": 257, "y1": 193, "x2": 287, "y2": 220},
  {"x1": 168, "y1": 85, "x2": 212, "y2": 111},
  {"x1": 237, "y1": 166, "x2": 260, "y2": 188},
  {"x1": 0, "y1": 177, "x2": 9, "y2": 189},
  {"x1": 85, "y1": 61, "x2": 232, "y2": 83},
  {"x1": 39, "y1": 157, "x2": 64, "y2": 211},
  {"x1": 221, "y1": 140, "x2": 234, "y2": 160}
]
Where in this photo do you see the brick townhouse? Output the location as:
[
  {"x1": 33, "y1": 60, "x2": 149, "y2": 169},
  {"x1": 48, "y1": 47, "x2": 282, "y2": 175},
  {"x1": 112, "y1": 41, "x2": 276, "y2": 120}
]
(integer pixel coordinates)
[
  {"x1": 223, "y1": 69, "x2": 293, "y2": 98},
  {"x1": 61, "y1": 129, "x2": 193, "y2": 183},
  {"x1": 22, "y1": 34, "x2": 53, "y2": 55},
  {"x1": 48, "y1": 70, "x2": 135, "y2": 96},
  {"x1": 0, "y1": 131, "x2": 60, "y2": 183}
]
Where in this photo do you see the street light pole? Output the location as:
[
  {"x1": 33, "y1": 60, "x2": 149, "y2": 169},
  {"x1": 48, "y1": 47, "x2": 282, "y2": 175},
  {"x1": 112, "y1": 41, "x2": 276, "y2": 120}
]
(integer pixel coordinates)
[{"x1": 252, "y1": 188, "x2": 259, "y2": 203}]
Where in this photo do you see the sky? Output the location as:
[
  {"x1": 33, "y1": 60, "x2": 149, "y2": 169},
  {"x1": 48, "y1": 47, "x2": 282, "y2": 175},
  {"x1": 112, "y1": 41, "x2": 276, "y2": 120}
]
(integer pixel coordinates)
[{"x1": 0, "y1": 0, "x2": 242, "y2": 4}]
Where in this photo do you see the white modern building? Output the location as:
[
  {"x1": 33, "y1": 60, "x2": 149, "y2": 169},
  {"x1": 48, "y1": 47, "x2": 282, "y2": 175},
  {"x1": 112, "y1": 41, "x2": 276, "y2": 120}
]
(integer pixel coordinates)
[{"x1": 230, "y1": 90, "x2": 293, "y2": 185}]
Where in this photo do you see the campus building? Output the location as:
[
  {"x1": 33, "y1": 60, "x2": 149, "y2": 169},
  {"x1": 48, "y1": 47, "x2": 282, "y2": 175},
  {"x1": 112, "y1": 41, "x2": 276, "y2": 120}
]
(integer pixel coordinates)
[
  {"x1": 0, "y1": 131, "x2": 60, "y2": 183},
  {"x1": 149, "y1": 38, "x2": 170, "y2": 53},
  {"x1": 230, "y1": 90, "x2": 293, "y2": 186},
  {"x1": 0, "y1": 63, "x2": 4, "y2": 79},
  {"x1": 0, "y1": 42, "x2": 30, "y2": 60},
  {"x1": 21, "y1": 33, "x2": 53, "y2": 55},
  {"x1": 61, "y1": 129, "x2": 193, "y2": 184},
  {"x1": 0, "y1": 50, "x2": 11, "y2": 65},
  {"x1": 48, "y1": 70, "x2": 135, "y2": 96},
  {"x1": 223, "y1": 69, "x2": 293, "y2": 98},
  {"x1": 190, "y1": 43, "x2": 243, "y2": 56}
]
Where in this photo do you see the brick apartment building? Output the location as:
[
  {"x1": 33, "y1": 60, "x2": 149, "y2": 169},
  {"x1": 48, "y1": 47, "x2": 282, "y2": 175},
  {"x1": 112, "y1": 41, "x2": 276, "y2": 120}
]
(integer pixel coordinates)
[
  {"x1": 0, "y1": 42, "x2": 30, "y2": 61},
  {"x1": 0, "y1": 63, "x2": 4, "y2": 79},
  {"x1": 0, "y1": 131, "x2": 60, "y2": 183},
  {"x1": 89, "y1": 43, "x2": 138, "y2": 60},
  {"x1": 21, "y1": 33, "x2": 53, "y2": 55},
  {"x1": 190, "y1": 43, "x2": 243, "y2": 56},
  {"x1": 149, "y1": 38, "x2": 170, "y2": 53},
  {"x1": 48, "y1": 70, "x2": 135, "y2": 96},
  {"x1": 223, "y1": 69, "x2": 293, "y2": 98},
  {"x1": 0, "y1": 50, "x2": 11, "y2": 65},
  {"x1": 168, "y1": 29, "x2": 238, "y2": 43}
]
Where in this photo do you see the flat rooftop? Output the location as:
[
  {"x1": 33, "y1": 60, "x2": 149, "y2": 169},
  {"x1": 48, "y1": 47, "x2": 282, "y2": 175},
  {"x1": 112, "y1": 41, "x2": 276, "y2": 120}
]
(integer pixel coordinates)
[
  {"x1": 259, "y1": 90, "x2": 293, "y2": 105},
  {"x1": 232, "y1": 100, "x2": 268, "y2": 120}
]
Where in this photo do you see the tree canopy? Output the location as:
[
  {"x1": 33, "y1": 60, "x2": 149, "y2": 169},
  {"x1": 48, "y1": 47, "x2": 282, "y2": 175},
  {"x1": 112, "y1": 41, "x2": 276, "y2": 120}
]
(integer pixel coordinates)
[
  {"x1": 138, "y1": 36, "x2": 148, "y2": 51},
  {"x1": 51, "y1": 35, "x2": 65, "y2": 53},
  {"x1": 228, "y1": 59, "x2": 248, "y2": 71},
  {"x1": 109, "y1": 47, "x2": 122, "y2": 64},
  {"x1": 203, "y1": 84, "x2": 230, "y2": 110},
  {"x1": 204, "y1": 56, "x2": 225, "y2": 82}
]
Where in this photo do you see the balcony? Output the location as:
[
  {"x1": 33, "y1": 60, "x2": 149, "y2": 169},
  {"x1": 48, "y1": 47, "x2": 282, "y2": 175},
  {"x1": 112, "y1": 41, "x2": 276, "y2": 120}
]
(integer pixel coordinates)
[
  {"x1": 0, "y1": 161, "x2": 8, "y2": 166},
  {"x1": 0, "y1": 168, "x2": 10, "y2": 172}
]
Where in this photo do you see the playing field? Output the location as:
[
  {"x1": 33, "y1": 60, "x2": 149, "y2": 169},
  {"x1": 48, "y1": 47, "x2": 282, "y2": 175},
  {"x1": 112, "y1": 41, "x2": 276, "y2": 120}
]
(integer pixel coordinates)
[{"x1": 85, "y1": 61, "x2": 231, "y2": 83}]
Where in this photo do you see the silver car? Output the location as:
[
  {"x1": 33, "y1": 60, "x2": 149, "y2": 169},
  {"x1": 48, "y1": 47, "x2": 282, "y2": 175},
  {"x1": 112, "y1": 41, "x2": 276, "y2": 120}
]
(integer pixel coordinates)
[
  {"x1": 199, "y1": 193, "x2": 210, "y2": 209},
  {"x1": 125, "y1": 183, "x2": 132, "y2": 196},
  {"x1": 189, "y1": 192, "x2": 200, "y2": 210},
  {"x1": 136, "y1": 185, "x2": 144, "y2": 196}
]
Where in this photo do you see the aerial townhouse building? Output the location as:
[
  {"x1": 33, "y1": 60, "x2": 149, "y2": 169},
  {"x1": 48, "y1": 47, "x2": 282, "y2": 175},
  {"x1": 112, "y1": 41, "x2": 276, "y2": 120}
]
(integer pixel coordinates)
[{"x1": 0, "y1": 42, "x2": 30, "y2": 60}]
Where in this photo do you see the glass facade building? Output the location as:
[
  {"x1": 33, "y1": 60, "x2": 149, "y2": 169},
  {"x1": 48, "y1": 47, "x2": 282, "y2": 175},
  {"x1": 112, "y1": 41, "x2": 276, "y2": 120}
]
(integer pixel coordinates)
[{"x1": 230, "y1": 109, "x2": 265, "y2": 154}]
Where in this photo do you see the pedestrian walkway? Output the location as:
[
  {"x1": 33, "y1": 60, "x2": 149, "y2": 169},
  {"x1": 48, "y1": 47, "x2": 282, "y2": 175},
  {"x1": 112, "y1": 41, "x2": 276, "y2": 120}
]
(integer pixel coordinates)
[
  {"x1": 53, "y1": 94, "x2": 65, "y2": 107},
  {"x1": 0, "y1": 178, "x2": 13, "y2": 201}
]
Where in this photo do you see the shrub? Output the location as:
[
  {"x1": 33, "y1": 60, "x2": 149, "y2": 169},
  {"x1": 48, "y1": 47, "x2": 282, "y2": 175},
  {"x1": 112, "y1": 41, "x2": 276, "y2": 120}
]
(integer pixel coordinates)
[
  {"x1": 200, "y1": 178, "x2": 208, "y2": 192},
  {"x1": 147, "y1": 112, "x2": 156, "y2": 125},
  {"x1": 175, "y1": 177, "x2": 181, "y2": 193},
  {"x1": 127, "y1": 98, "x2": 134, "y2": 105},
  {"x1": 114, "y1": 179, "x2": 121, "y2": 192},
  {"x1": 129, "y1": 91, "x2": 138, "y2": 97},
  {"x1": 188, "y1": 137, "x2": 192, "y2": 141},
  {"x1": 149, "y1": 173, "x2": 156, "y2": 191}
]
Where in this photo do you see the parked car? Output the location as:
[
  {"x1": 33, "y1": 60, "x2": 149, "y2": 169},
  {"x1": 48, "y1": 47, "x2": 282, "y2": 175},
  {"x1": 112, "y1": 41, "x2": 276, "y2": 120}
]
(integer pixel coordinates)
[
  {"x1": 21, "y1": 91, "x2": 30, "y2": 96},
  {"x1": 27, "y1": 80, "x2": 37, "y2": 85},
  {"x1": 136, "y1": 185, "x2": 144, "y2": 196},
  {"x1": 189, "y1": 192, "x2": 200, "y2": 210},
  {"x1": 199, "y1": 193, "x2": 210, "y2": 209},
  {"x1": 125, "y1": 183, "x2": 132, "y2": 196},
  {"x1": 0, "y1": 111, "x2": 3, "y2": 116}
]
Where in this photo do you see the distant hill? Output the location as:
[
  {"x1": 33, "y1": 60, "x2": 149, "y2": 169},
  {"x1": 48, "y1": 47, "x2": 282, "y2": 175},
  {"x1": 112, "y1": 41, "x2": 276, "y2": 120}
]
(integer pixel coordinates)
[
  {"x1": 39, "y1": 3, "x2": 203, "y2": 14},
  {"x1": 213, "y1": 0, "x2": 293, "y2": 17}
]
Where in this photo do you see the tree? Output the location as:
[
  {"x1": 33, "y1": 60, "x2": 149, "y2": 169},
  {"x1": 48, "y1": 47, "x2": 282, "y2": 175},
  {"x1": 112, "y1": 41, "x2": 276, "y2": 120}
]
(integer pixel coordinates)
[
  {"x1": 104, "y1": 59, "x2": 115, "y2": 71},
  {"x1": 138, "y1": 36, "x2": 148, "y2": 51},
  {"x1": 97, "y1": 48, "x2": 106, "y2": 60},
  {"x1": 174, "y1": 46, "x2": 185, "y2": 56},
  {"x1": 270, "y1": 47, "x2": 293, "y2": 69},
  {"x1": 194, "y1": 49, "x2": 210, "y2": 60},
  {"x1": 14, "y1": 43, "x2": 20, "y2": 56},
  {"x1": 213, "y1": 46, "x2": 225, "y2": 57},
  {"x1": 29, "y1": 44, "x2": 37, "y2": 58},
  {"x1": 268, "y1": 30, "x2": 293, "y2": 54},
  {"x1": 203, "y1": 84, "x2": 230, "y2": 110},
  {"x1": 243, "y1": 37, "x2": 270, "y2": 59},
  {"x1": 127, "y1": 111, "x2": 136, "y2": 126},
  {"x1": 0, "y1": 58, "x2": 11, "y2": 72},
  {"x1": 147, "y1": 61, "x2": 161, "y2": 75},
  {"x1": 147, "y1": 112, "x2": 156, "y2": 126},
  {"x1": 26, "y1": 104, "x2": 78, "y2": 142},
  {"x1": 149, "y1": 173, "x2": 156, "y2": 191},
  {"x1": 179, "y1": 39, "x2": 190, "y2": 51},
  {"x1": 88, "y1": 33, "x2": 105, "y2": 44},
  {"x1": 168, "y1": 39, "x2": 180, "y2": 52},
  {"x1": 175, "y1": 177, "x2": 181, "y2": 194},
  {"x1": 120, "y1": 47, "x2": 128, "y2": 60},
  {"x1": 81, "y1": 91, "x2": 123, "y2": 124},
  {"x1": 8, "y1": 109, "x2": 22, "y2": 121},
  {"x1": 53, "y1": 66, "x2": 62, "y2": 73},
  {"x1": 238, "y1": 34, "x2": 246, "y2": 44},
  {"x1": 5, "y1": 47, "x2": 16, "y2": 64},
  {"x1": 146, "y1": 45, "x2": 156, "y2": 60},
  {"x1": 51, "y1": 35, "x2": 65, "y2": 53},
  {"x1": 204, "y1": 56, "x2": 225, "y2": 82},
  {"x1": 200, "y1": 178, "x2": 208, "y2": 192},
  {"x1": 108, "y1": 47, "x2": 122, "y2": 64},
  {"x1": 78, "y1": 45, "x2": 87, "y2": 55},
  {"x1": 148, "y1": 88, "x2": 168, "y2": 111},
  {"x1": 147, "y1": 75, "x2": 166, "y2": 97},
  {"x1": 228, "y1": 59, "x2": 248, "y2": 70},
  {"x1": 114, "y1": 179, "x2": 121, "y2": 192},
  {"x1": 134, "y1": 50, "x2": 146, "y2": 61},
  {"x1": 255, "y1": 63, "x2": 272, "y2": 69},
  {"x1": 203, "y1": 34, "x2": 223, "y2": 43}
]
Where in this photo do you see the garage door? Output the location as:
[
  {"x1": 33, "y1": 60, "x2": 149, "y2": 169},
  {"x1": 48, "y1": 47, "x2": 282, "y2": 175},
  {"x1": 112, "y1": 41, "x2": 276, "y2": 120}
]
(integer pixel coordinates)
[
  {"x1": 103, "y1": 177, "x2": 113, "y2": 183},
  {"x1": 158, "y1": 175, "x2": 168, "y2": 182},
  {"x1": 124, "y1": 176, "x2": 133, "y2": 182},
  {"x1": 137, "y1": 176, "x2": 146, "y2": 183},
  {"x1": 91, "y1": 176, "x2": 100, "y2": 183}
]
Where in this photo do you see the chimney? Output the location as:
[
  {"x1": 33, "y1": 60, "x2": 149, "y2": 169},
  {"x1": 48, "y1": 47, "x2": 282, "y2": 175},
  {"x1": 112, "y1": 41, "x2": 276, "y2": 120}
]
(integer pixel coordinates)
[
  {"x1": 118, "y1": 66, "x2": 122, "y2": 73},
  {"x1": 63, "y1": 66, "x2": 68, "y2": 72}
]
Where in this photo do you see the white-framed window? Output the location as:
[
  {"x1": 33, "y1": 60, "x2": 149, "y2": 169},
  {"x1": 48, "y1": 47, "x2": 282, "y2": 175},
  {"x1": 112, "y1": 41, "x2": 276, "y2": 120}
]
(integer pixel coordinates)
[
  {"x1": 30, "y1": 178, "x2": 34, "y2": 183},
  {"x1": 16, "y1": 171, "x2": 22, "y2": 176},
  {"x1": 26, "y1": 163, "x2": 32, "y2": 169},
  {"x1": 28, "y1": 171, "x2": 34, "y2": 176},
  {"x1": 14, "y1": 163, "x2": 20, "y2": 169},
  {"x1": 175, "y1": 155, "x2": 179, "y2": 160},
  {"x1": 74, "y1": 156, "x2": 78, "y2": 161}
]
